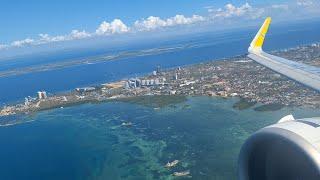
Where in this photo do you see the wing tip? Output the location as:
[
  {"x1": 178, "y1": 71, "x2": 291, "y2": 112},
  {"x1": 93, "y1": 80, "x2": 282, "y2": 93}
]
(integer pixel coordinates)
[{"x1": 249, "y1": 17, "x2": 272, "y2": 54}]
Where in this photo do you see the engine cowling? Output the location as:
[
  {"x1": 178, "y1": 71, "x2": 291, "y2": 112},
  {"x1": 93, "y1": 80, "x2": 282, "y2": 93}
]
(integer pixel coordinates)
[{"x1": 238, "y1": 116, "x2": 320, "y2": 180}]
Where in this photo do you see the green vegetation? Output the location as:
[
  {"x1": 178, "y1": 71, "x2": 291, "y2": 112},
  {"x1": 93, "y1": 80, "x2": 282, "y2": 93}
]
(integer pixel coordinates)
[
  {"x1": 254, "y1": 103, "x2": 285, "y2": 112},
  {"x1": 233, "y1": 98, "x2": 256, "y2": 110}
]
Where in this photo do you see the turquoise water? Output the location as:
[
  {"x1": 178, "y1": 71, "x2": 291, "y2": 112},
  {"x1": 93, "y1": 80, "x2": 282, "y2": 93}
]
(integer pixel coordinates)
[
  {"x1": 0, "y1": 96, "x2": 319, "y2": 179},
  {"x1": 0, "y1": 20, "x2": 320, "y2": 180}
]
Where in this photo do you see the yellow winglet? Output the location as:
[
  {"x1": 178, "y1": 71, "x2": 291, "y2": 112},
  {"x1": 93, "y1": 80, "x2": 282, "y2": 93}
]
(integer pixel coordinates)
[{"x1": 249, "y1": 17, "x2": 272, "y2": 53}]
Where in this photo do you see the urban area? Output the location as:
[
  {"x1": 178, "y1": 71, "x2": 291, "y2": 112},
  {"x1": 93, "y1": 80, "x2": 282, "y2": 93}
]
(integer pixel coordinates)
[{"x1": 1, "y1": 43, "x2": 320, "y2": 123}]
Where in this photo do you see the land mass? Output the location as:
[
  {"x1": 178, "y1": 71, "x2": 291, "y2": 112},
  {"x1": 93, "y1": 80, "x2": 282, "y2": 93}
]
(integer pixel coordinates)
[{"x1": 1, "y1": 43, "x2": 320, "y2": 125}]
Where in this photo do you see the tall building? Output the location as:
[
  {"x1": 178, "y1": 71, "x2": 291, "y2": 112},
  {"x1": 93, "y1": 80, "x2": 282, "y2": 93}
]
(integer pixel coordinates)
[
  {"x1": 156, "y1": 65, "x2": 161, "y2": 74},
  {"x1": 37, "y1": 91, "x2": 47, "y2": 100},
  {"x1": 127, "y1": 78, "x2": 141, "y2": 88},
  {"x1": 24, "y1": 97, "x2": 30, "y2": 106}
]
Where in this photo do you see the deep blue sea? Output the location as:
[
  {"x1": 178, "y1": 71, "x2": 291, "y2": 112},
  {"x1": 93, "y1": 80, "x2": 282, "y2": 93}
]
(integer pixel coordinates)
[
  {"x1": 0, "y1": 20, "x2": 320, "y2": 180},
  {"x1": 0, "y1": 20, "x2": 320, "y2": 104}
]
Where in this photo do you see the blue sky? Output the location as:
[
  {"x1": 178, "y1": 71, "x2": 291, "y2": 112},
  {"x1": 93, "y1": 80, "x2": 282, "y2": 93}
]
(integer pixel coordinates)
[
  {"x1": 0, "y1": 0, "x2": 319, "y2": 51},
  {"x1": 2, "y1": 0, "x2": 212, "y2": 42}
]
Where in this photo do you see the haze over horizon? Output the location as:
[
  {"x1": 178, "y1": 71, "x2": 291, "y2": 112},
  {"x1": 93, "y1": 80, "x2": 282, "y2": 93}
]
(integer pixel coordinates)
[
  {"x1": 1, "y1": 1, "x2": 320, "y2": 180},
  {"x1": 0, "y1": 0, "x2": 319, "y2": 57}
]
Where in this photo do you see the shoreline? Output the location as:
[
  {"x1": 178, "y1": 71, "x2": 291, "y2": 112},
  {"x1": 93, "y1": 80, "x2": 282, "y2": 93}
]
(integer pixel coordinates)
[
  {"x1": 0, "y1": 95, "x2": 286, "y2": 127},
  {"x1": 1, "y1": 43, "x2": 320, "y2": 126}
]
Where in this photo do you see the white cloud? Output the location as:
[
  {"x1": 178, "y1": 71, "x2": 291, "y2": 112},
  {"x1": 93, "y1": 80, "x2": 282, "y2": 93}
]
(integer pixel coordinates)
[
  {"x1": 0, "y1": 44, "x2": 7, "y2": 50},
  {"x1": 38, "y1": 33, "x2": 52, "y2": 42},
  {"x1": 1, "y1": 1, "x2": 320, "y2": 51},
  {"x1": 215, "y1": 3, "x2": 252, "y2": 18},
  {"x1": 36, "y1": 30, "x2": 91, "y2": 44},
  {"x1": 209, "y1": 3, "x2": 265, "y2": 20},
  {"x1": 134, "y1": 14, "x2": 204, "y2": 31},
  {"x1": 207, "y1": 9, "x2": 214, "y2": 13},
  {"x1": 294, "y1": 0, "x2": 320, "y2": 16},
  {"x1": 167, "y1": 15, "x2": 205, "y2": 26},
  {"x1": 204, "y1": 6, "x2": 214, "y2": 9},
  {"x1": 11, "y1": 38, "x2": 35, "y2": 47},
  {"x1": 297, "y1": 0, "x2": 313, "y2": 6},
  {"x1": 38, "y1": 33, "x2": 67, "y2": 43},
  {"x1": 134, "y1": 16, "x2": 167, "y2": 31},
  {"x1": 6, "y1": 23, "x2": 124, "y2": 49},
  {"x1": 272, "y1": 4, "x2": 289, "y2": 10},
  {"x1": 70, "y1": 30, "x2": 91, "y2": 39},
  {"x1": 95, "y1": 19, "x2": 129, "y2": 35}
]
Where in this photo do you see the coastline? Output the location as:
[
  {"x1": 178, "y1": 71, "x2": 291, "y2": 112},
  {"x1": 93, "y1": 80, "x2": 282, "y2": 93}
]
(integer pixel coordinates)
[
  {"x1": 0, "y1": 95, "x2": 286, "y2": 127},
  {"x1": 1, "y1": 43, "x2": 320, "y2": 126}
]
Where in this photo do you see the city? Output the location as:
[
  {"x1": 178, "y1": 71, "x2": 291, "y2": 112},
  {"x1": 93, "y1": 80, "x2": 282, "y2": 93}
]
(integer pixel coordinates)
[
  {"x1": 2, "y1": 1, "x2": 320, "y2": 179},
  {"x1": 1, "y1": 43, "x2": 319, "y2": 123}
]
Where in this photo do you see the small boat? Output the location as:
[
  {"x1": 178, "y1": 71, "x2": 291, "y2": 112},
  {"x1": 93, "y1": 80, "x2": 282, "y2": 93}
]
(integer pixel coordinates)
[
  {"x1": 173, "y1": 170, "x2": 190, "y2": 177},
  {"x1": 121, "y1": 122, "x2": 133, "y2": 127},
  {"x1": 165, "y1": 160, "x2": 179, "y2": 168}
]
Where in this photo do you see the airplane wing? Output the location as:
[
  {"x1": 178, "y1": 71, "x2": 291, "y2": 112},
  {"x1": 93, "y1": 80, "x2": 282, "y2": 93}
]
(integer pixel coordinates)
[
  {"x1": 247, "y1": 17, "x2": 320, "y2": 91},
  {"x1": 238, "y1": 17, "x2": 320, "y2": 180}
]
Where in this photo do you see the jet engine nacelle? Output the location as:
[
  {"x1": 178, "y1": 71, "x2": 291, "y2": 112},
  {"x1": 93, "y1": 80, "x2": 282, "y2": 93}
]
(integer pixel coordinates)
[{"x1": 238, "y1": 115, "x2": 320, "y2": 180}]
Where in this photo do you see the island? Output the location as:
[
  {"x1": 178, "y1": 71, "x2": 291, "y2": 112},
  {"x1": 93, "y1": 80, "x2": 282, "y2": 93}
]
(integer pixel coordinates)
[{"x1": 1, "y1": 43, "x2": 320, "y2": 125}]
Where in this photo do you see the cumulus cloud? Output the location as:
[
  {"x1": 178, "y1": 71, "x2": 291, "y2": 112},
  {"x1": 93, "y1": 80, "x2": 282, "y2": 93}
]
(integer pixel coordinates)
[
  {"x1": 134, "y1": 16, "x2": 166, "y2": 30},
  {"x1": 214, "y1": 3, "x2": 252, "y2": 18},
  {"x1": 167, "y1": 15, "x2": 205, "y2": 26},
  {"x1": 9, "y1": 30, "x2": 92, "y2": 47},
  {"x1": 208, "y1": 3, "x2": 265, "y2": 20},
  {"x1": 11, "y1": 38, "x2": 35, "y2": 47},
  {"x1": 96, "y1": 19, "x2": 129, "y2": 35},
  {"x1": 38, "y1": 33, "x2": 67, "y2": 43},
  {"x1": 6, "y1": 19, "x2": 130, "y2": 48},
  {"x1": 1, "y1": 1, "x2": 320, "y2": 50},
  {"x1": 70, "y1": 30, "x2": 91, "y2": 39},
  {"x1": 134, "y1": 14, "x2": 204, "y2": 31}
]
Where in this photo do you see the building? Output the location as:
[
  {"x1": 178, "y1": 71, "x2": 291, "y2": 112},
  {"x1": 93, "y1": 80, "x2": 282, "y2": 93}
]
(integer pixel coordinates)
[
  {"x1": 37, "y1": 91, "x2": 47, "y2": 100},
  {"x1": 174, "y1": 73, "x2": 178, "y2": 80},
  {"x1": 169, "y1": 90, "x2": 177, "y2": 95},
  {"x1": 155, "y1": 79, "x2": 160, "y2": 85},
  {"x1": 126, "y1": 76, "x2": 167, "y2": 89},
  {"x1": 76, "y1": 87, "x2": 96, "y2": 93},
  {"x1": 126, "y1": 78, "x2": 141, "y2": 88},
  {"x1": 24, "y1": 97, "x2": 30, "y2": 106}
]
